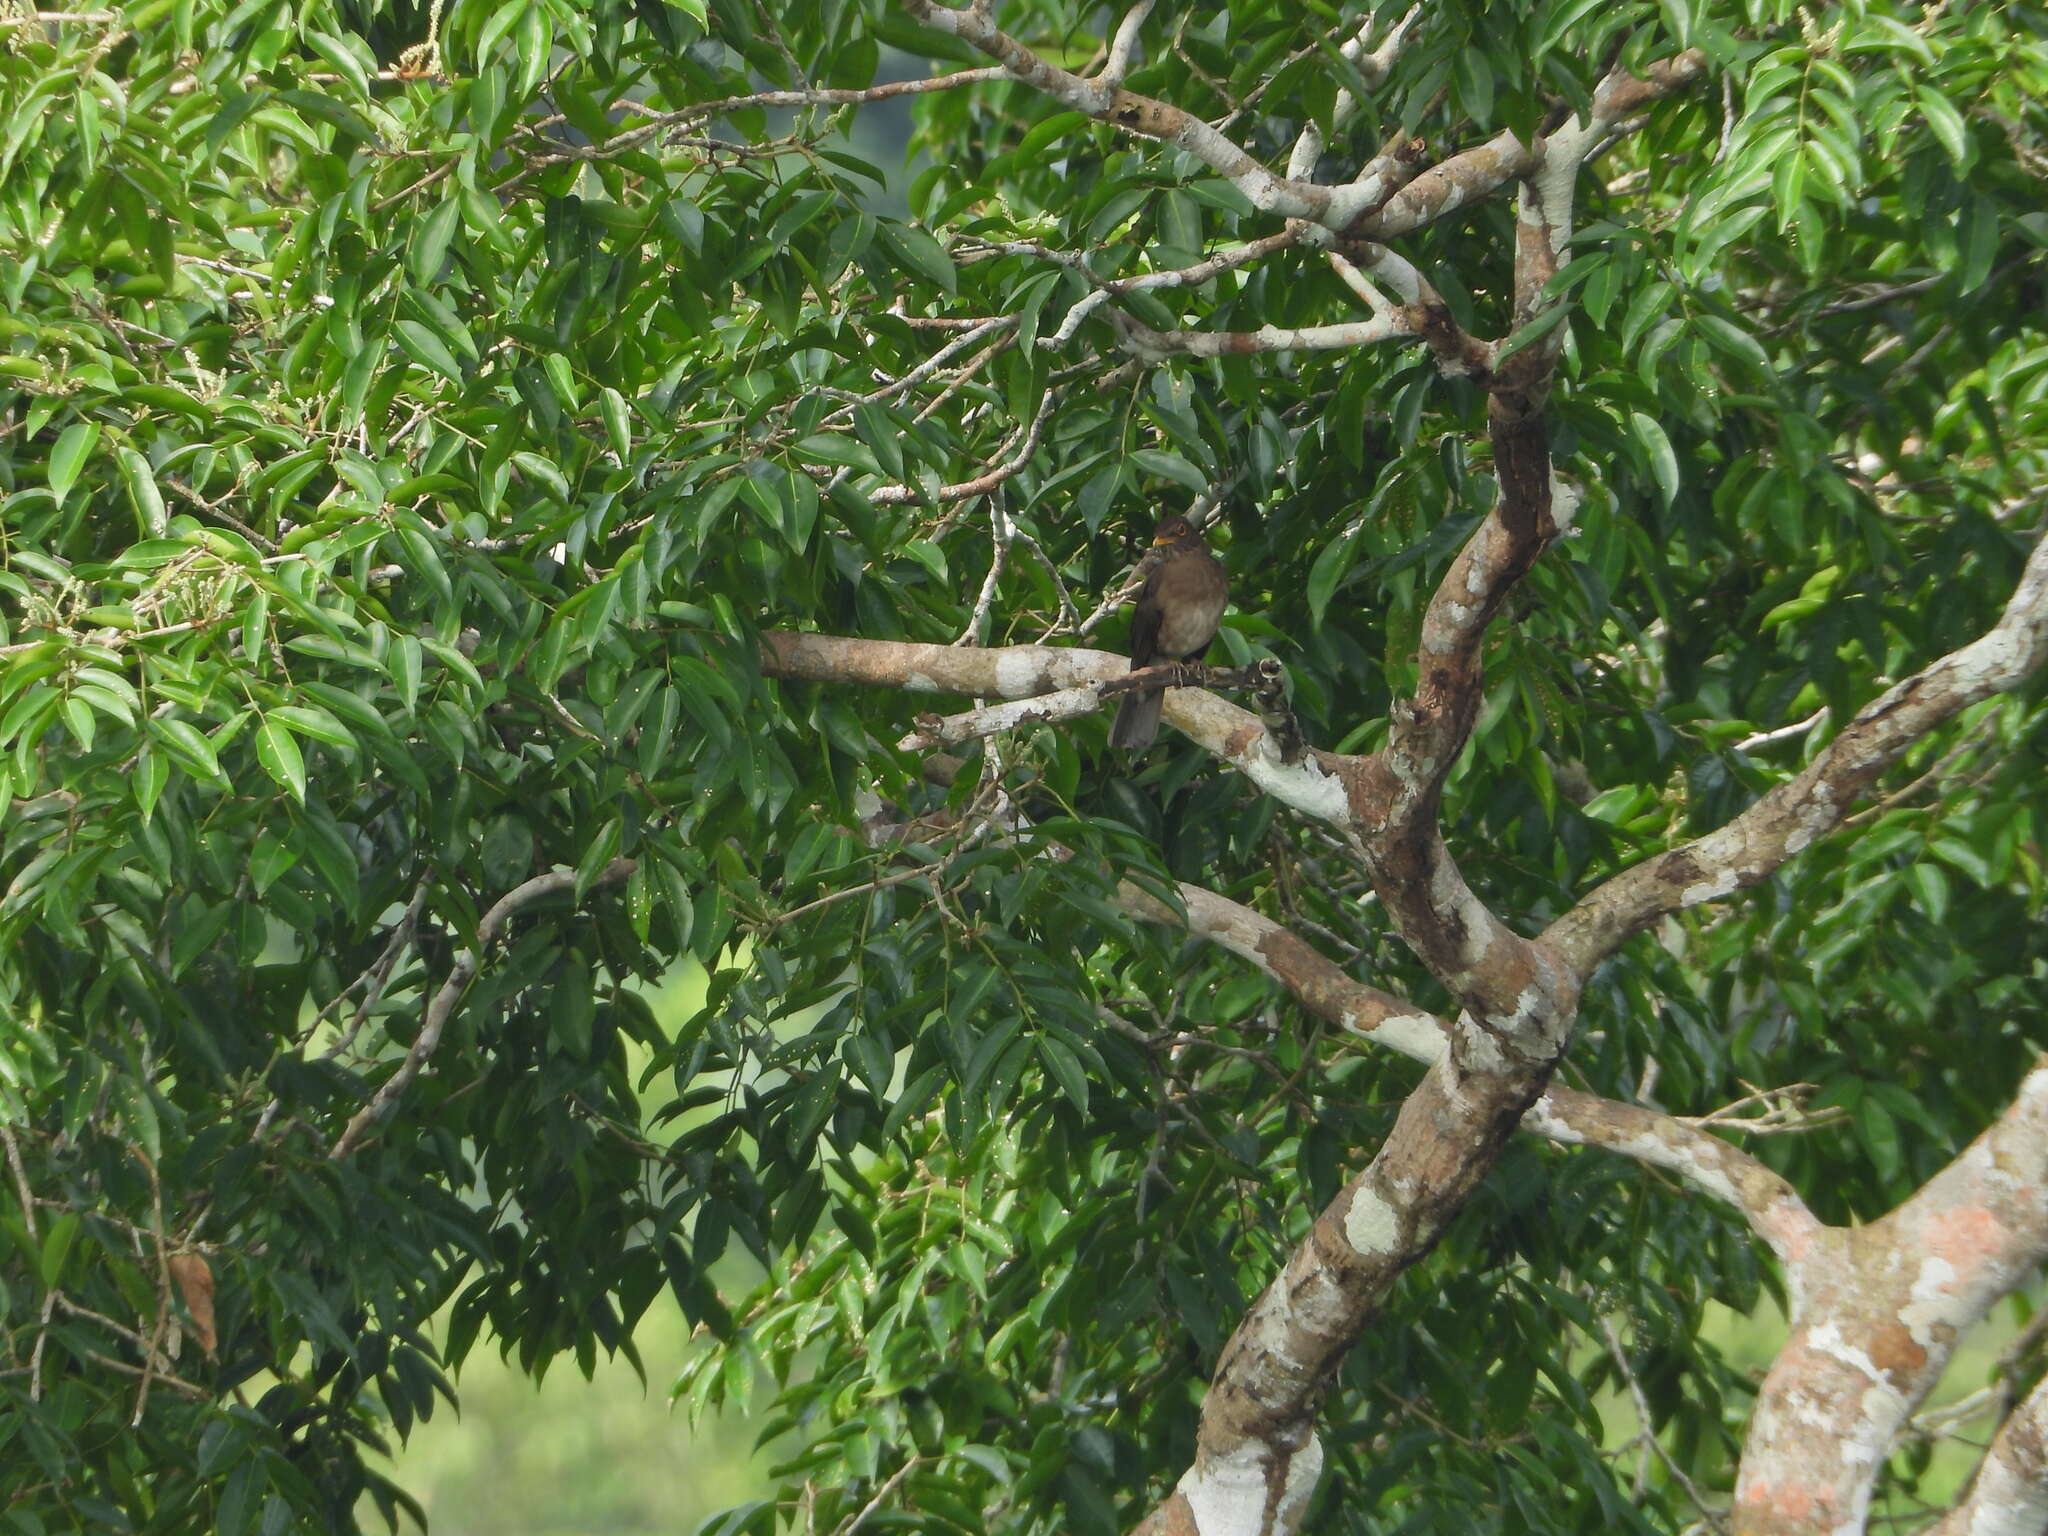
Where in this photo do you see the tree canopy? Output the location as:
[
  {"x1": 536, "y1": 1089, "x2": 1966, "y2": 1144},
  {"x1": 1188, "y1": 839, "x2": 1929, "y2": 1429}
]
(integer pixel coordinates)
[{"x1": 3, "y1": 1, "x2": 2048, "y2": 1533}]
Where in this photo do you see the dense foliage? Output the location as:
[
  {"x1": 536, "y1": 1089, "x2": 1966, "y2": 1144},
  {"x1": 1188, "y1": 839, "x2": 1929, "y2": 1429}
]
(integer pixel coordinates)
[{"x1": 2, "y1": 0, "x2": 2045, "y2": 1532}]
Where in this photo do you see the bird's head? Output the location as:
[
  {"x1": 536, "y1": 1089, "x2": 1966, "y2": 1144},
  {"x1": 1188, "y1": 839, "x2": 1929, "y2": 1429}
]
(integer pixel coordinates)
[{"x1": 1152, "y1": 515, "x2": 1195, "y2": 546}]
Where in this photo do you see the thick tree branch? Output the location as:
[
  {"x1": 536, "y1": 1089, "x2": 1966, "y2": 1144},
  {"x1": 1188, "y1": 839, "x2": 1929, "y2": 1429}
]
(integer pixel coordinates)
[
  {"x1": 1341, "y1": 452, "x2": 1579, "y2": 1006},
  {"x1": 1135, "y1": 1022, "x2": 1566, "y2": 1536},
  {"x1": 1113, "y1": 310, "x2": 1416, "y2": 360},
  {"x1": 1330, "y1": 237, "x2": 1496, "y2": 378},
  {"x1": 763, "y1": 631, "x2": 1111, "y2": 696},
  {"x1": 1327, "y1": 78, "x2": 1595, "y2": 1007},
  {"x1": 1114, "y1": 870, "x2": 1820, "y2": 1536},
  {"x1": 1119, "y1": 878, "x2": 1812, "y2": 1244},
  {"x1": 902, "y1": 1, "x2": 1703, "y2": 242},
  {"x1": 1523, "y1": 1087, "x2": 1817, "y2": 1261},
  {"x1": 761, "y1": 631, "x2": 1356, "y2": 825},
  {"x1": 896, "y1": 661, "x2": 1269, "y2": 752},
  {"x1": 1927, "y1": 1369, "x2": 2048, "y2": 1536},
  {"x1": 1113, "y1": 879, "x2": 1445, "y2": 1064},
  {"x1": 1545, "y1": 528, "x2": 2048, "y2": 979},
  {"x1": 1734, "y1": 1060, "x2": 2048, "y2": 1534},
  {"x1": 1350, "y1": 126, "x2": 1540, "y2": 241},
  {"x1": 1350, "y1": 53, "x2": 1706, "y2": 241},
  {"x1": 1122, "y1": 876, "x2": 1826, "y2": 1253}
]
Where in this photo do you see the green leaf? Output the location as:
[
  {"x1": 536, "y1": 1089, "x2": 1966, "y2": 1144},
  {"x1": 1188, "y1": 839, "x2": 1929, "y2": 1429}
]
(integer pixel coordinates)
[
  {"x1": 150, "y1": 717, "x2": 224, "y2": 781},
  {"x1": 38, "y1": 1212, "x2": 80, "y2": 1288},
  {"x1": 394, "y1": 635, "x2": 423, "y2": 712},
  {"x1": 270, "y1": 704, "x2": 357, "y2": 753},
  {"x1": 62, "y1": 694, "x2": 95, "y2": 752},
  {"x1": 247, "y1": 829, "x2": 302, "y2": 895},
  {"x1": 543, "y1": 352, "x2": 580, "y2": 410},
  {"x1": 410, "y1": 195, "x2": 463, "y2": 285},
  {"x1": 1128, "y1": 449, "x2": 1209, "y2": 495},
  {"x1": 116, "y1": 446, "x2": 167, "y2": 536},
  {"x1": 1306, "y1": 521, "x2": 1366, "y2": 629},
  {"x1": 875, "y1": 222, "x2": 957, "y2": 294},
  {"x1": 1904, "y1": 862, "x2": 1949, "y2": 922},
  {"x1": 1493, "y1": 303, "x2": 1571, "y2": 366},
  {"x1": 47, "y1": 421, "x2": 99, "y2": 501},
  {"x1": 394, "y1": 319, "x2": 466, "y2": 384},
  {"x1": 134, "y1": 744, "x2": 168, "y2": 821},
  {"x1": 1915, "y1": 86, "x2": 1971, "y2": 170},
  {"x1": 514, "y1": 5, "x2": 552, "y2": 99},
  {"x1": 1693, "y1": 314, "x2": 1772, "y2": 377},
  {"x1": 550, "y1": 958, "x2": 596, "y2": 1057},
  {"x1": 601, "y1": 386, "x2": 632, "y2": 460},
  {"x1": 1619, "y1": 280, "x2": 1674, "y2": 356},
  {"x1": 1856, "y1": 1092, "x2": 1902, "y2": 1185},
  {"x1": 1628, "y1": 411, "x2": 1680, "y2": 505},
  {"x1": 1035, "y1": 1035, "x2": 1089, "y2": 1111},
  {"x1": 254, "y1": 716, "x2": 307, "y2": 802},
  {"x1": 304, "y1": 29, "x2": 374, "y2": 100}
]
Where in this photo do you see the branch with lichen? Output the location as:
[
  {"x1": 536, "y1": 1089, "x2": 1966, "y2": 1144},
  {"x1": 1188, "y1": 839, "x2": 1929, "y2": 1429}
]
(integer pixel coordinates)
[{"x1": 1546, "y1": 528, "x2": 2048, "y2": 980}]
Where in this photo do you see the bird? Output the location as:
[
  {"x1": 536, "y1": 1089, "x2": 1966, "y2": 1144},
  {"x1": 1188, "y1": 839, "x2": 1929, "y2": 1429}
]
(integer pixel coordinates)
[{"x1": 1109, "y1": 513, "x2": 1229, "y2": 753}]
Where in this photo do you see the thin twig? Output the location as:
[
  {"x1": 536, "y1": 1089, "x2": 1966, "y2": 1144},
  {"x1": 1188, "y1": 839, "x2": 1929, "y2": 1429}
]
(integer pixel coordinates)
[
  {"x1": 133, "y1": 1145, "x2": 171, "y2": 1425},
  {"x1": 955, "y1": 499, "x2": 1015, "y2": 645},
  {"x1": 869, "y1": 386, "x2": 1060, "y2": 508},
  {"x1": 829, "y1": 1456, "x2": 926, "y2": 1536},
  {"x1": 328, "y1": 859, "x2": 637, "y2": 1157},
  {"x1": 82, "y1": 1350, "x2": 209, "y2": 1399},
  {"x1": 1734, "y1": 709, "x2": 1826, "y2": 753},
  {"x1": 1598, "y1": 1314, "x2": 1725, "y2": 1525}
]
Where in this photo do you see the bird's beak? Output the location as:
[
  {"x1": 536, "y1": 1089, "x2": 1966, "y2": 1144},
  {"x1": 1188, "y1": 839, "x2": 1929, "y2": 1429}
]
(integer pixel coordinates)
[{"x1": 1151, "y1": 532, "x2": 1175, "y2": 546}]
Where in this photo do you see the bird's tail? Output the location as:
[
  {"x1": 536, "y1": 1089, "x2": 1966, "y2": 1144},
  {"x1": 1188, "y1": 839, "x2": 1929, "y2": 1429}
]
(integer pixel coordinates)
[{"x1": 1109, "y1": 688, "x2": 1163, "y2": 753}]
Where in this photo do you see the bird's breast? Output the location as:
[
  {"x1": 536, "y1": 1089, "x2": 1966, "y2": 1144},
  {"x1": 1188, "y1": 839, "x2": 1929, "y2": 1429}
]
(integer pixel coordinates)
[{"x1": 1155, "y1": 593, "x2": 1225, "y2": 659}]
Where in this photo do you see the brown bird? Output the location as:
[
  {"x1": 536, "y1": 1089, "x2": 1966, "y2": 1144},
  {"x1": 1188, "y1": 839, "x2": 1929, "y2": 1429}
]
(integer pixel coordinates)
[{"x1": 1109, "y1": 514, "x2": 1229, "y2": 753}]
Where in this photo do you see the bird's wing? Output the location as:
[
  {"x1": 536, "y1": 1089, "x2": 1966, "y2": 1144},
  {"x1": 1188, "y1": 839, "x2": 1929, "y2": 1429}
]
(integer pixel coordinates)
[{"x1": 1127, "y1": 552, "x2": 1167, "y2": 669}]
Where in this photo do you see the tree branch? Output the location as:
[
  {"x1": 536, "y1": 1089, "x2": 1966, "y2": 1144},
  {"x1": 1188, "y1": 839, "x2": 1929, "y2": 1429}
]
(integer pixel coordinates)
[
  {"x1": 1112, "y1": 310, "x2": 1416, "y2": 360},
  {"x1": 1341, "y1": 444, "x2": 1579, "y2": 1005},
  {"x1": 901, "y1": 4, "x2": 1704, "y2": 241},
  {"x1": 1524, "y1": 1087, "x2": 1817, "y2": 1260},
  {"x1": 1350, "y1": 52, "x2": 1707, "y2": 241},
  {"x1": 895, "y1": 661, "x2": 1272, "y2": 752},
  {"x1": 1117, "y1": 878, "x2": 1813, "y2": 1244},
  {"x1": 761, "y1": 631, "x2": 1356, "y2": 825},
  {"x1": 328, "y1": 859, "x2": 637, "y2": 1158},
  {"x1": 1098, "y1": 0, "x2": 1153, "y2": 90},
  {"x1": 1286, "y1": 7, "x2": 1422, "y2": 180},
  {"x1": 1545, "y1": 528, "x2": 2048, "y2": 979},
  {"x1": 1734, "y1": 1059, "x2": 2048, "y2": 1533},
  {"x1": 1927, "y1": 1368, "x2": 2048, "y2": 1536},
  {"x1": 1105, "y1": 863, "x2": 1832, "y2": 1535},
  {"x1": 1134, "y1": 1029, "x2": 1559, "y2": 1535},
  {"x1": 973, "y1": 228, "x2": 1302, "y2": 348}
]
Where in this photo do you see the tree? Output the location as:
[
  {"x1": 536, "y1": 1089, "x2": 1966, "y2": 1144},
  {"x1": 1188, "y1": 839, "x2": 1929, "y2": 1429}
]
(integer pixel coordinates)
[{"x1": 3, "y1": 0, "x2": 2046, "y2": 1531}]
